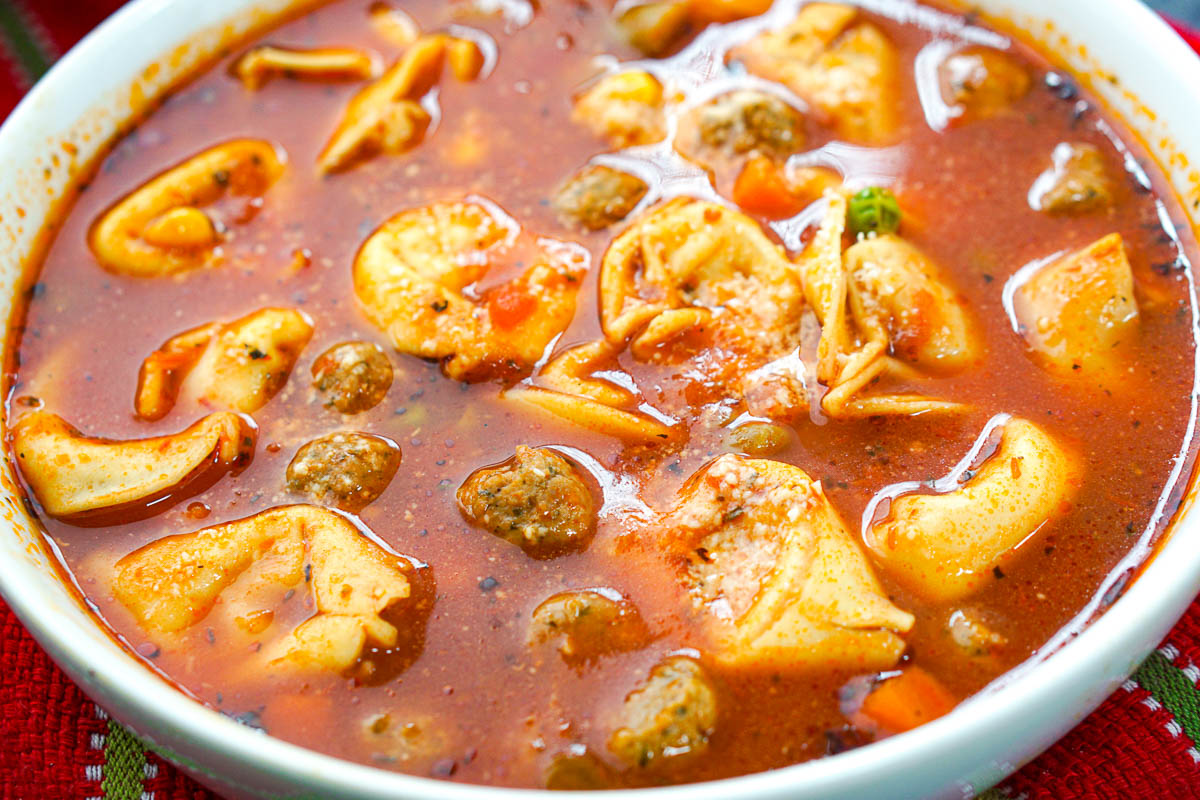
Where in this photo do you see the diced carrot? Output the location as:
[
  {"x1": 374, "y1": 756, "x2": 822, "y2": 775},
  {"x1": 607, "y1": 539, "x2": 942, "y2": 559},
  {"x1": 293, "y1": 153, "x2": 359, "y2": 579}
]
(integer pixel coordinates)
[
  {"x1": 859, "y1": 667, "x2": 957, "y2": 733},
  {"x1": 732, "y1": 156, "x2": 807, "y2": 219},
  {"x1": 689, "y1": 0, "x2": 773, "y2": 23},
  {"x1": 487, "y1": 282, "x2": 537, "y2": 329}
]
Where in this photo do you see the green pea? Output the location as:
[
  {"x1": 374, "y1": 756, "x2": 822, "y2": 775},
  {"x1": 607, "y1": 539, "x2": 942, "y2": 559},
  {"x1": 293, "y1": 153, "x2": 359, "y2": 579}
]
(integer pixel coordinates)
[{"x1": 848, "y1": 187, "x2": 902, "y2": 236}]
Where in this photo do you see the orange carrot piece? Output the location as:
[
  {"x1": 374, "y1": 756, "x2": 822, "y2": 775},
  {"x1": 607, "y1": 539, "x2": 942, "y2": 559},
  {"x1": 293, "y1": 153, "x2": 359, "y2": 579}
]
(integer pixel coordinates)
[
  {"x1": 689, "y1": 0, "x2": 773, "y2": 23},
  {"x1": 859, "y1": 667, "x2": 957, "y2": 733},
  {"x1": 487, "y1": 282, "x2": 538, "y2": 329},
  {"x1": 732, "y1": 156, "x2": 807, "y2": 219}
]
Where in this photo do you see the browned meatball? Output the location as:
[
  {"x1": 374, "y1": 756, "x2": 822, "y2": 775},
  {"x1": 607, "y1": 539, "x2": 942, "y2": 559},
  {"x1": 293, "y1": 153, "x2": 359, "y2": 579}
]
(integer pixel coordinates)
[
  {"x1": 360, "y1": 713, "x2": 450, "y2": 769},
  {"x1": 543, "y1": 750, "x2": 618, "y2": 790},
  {"x1": 615, "y1": 1, "x2": 691, "y2": 57},
  {"x1": 677, "y1": 89, "x2": 806, "y2": 166},
  {"x1": 939, "y1": 47, "x2": 1031, "y2": 122},
  {"x1": 1030, "y1": 142, "x2": 1113, "y2": 214},
  {"x1": 312, "y1": 340, "x2": 394, "y2": 414},
  {"x1": 528, "y1": 589, "x2": 648, "y2": 663},
  {"x1": 608, "y1": 656, "x2": 717, "y2": 770},
  {"x1": 724, "y1": 420, "x2": 794, "y2": 456},
  {"x1": 552, "y1": 165, "x2": 648, "y2": 231},
  {"x1": 286, "y1": 431, "x2": 401, "y2": 510},
  {"x1": 458, "y1": 446, "x2": 594, "y2": 558}
]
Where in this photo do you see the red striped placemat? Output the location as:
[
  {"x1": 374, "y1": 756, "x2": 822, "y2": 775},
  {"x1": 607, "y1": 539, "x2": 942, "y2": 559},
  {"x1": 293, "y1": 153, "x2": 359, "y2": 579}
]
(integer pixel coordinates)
[{"x1": 0, "y1": 2, "x2": 1198, "y2": 797}]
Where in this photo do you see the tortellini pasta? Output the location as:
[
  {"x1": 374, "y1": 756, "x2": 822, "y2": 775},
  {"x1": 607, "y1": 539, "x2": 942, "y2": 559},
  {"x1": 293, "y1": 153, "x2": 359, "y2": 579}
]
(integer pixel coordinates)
[
  {"x1": 572, "y1": 70, "x2": 666, "y2": 148},
  {"x1": 842, "y1": 234, "x2": 981, "y2": 373},
  {"x1": 135, "y1": 307, "x2": 314, "y2": 420},
  {"x1": 866, "y1": 417, "x2": 1079, "y2": 603},
  {"x1": 89, "y1": 139, "x2": 285, "y2": 277},
  {"x1": 113, "y1": 505, "x2": 424, "y2": 675},
  {"x1": 318, "y1": 33, "x2": 484, "y2": 173},
  {"x1": 233, "y1": 45, "x2": 380, "y2": 90},
  {"x1": 938, "y1": 47, "x2": 1031, "y2": 124},
  {"x1": 799, "y1": 192, "x2": 977, "y2": 418},
  {"x1": 614, "y1": 0, "x2": 774, "y2": 57},
  {"x1": 661, "y1": 455, "x2": 914, "y2": 670},
  {"x1": 1010, "y1": 233, "x2": 1138, "y2": 376},
  {"x1": 600, "y1": 198, "x2": 804, "y2": 359},
  {"x1": 505, "y1": 341, "x2": 680, "y2": 444},
  {"x1": 353, "y1": 199, "x2": 587, "y2": 382},
  {"x1": 12, "y1": 411, "x2": 254, "y2": 518},
  {"x1": 733, "y1": 3, "x2": 901, "y2": 145},
  {"x1": 517, "y1": 197, "x2": 819, "y2": 439}
]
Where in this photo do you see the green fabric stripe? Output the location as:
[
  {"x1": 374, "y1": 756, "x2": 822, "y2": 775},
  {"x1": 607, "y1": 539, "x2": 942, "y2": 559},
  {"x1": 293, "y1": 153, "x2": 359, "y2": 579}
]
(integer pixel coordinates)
[
  {"x1": 101, "y1": 721, "x2": 147, "y2": 800},
  {"x1": 1133, "y1": 650, "x2": 1200, "y2": 746},
  {"x1": 975, "y1": 788, "x2": 1008, "y2": 799},
  {"x1": 0, "y1": 1, "x2": 52, "y2": 80}
]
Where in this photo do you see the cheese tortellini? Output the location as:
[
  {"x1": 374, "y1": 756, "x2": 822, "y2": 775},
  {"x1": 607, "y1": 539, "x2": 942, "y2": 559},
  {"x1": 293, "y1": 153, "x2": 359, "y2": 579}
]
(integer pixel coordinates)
[
  {"x1": 799, "y1": 192, "x2": 979, "y2": 418},
  {"x1": 233, "y1": 45, "x2": 380, "y2": 90},
  {"x1": 89, "y1": 139, "x2": 285, "y2": 277},
  {"x1": 661, "y1": 455, "x2": 914, "y2": 670},
  {"x1": 12, "y1": 411, "x2": 254, "y2": 518},
  {"x1": 867, "y1": 417, "x2": 1079, "y2": 603},
  {"x1": 733, "y1": 3, "x2": 901, "y2": 145},
  {"x1": 505, "y1": 341, "x2": 680, "y2": 444},
  {"x1": 318, "y1": 33, "x2": 484, "y2": 173},
  {"x1": 842, "y1": 234, "x2": 981, "y2": 373},
  {"x1": 135, "y1": 307, "x2": 314, "y2": 420},
  {"x1": 354, "y1": 199, "x2": 587, "y2": 382},
  {"x1": 114, "y1": 505, "x2": 425, "y2": 675},
  {"x1": 600, "y1": 198, "x2": 804, "y2": 359},
  {"x1": 514, "y1": 199, "x2": 808, "y2": 440},
  {"x1": 572, "y1": 70, "x2": 666, "y2": 148},
  {"x1": 1011, "y1": 233, "x2": 1138, "y2": 377}
]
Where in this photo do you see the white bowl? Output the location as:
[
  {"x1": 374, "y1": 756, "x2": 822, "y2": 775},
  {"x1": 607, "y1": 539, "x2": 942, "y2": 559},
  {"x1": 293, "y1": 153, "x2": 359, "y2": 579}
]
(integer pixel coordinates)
[{"x1": 2, "y1": 1, "x2": 1199, "y2": 797}]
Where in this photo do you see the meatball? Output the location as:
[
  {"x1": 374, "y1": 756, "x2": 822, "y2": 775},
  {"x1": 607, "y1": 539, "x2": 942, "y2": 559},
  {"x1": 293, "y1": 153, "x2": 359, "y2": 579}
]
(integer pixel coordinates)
[
  {"x1": 311, "y1": 340, "x2": 394, "y2": 414},
  {"x1": 458, "y1": 446, "x2": 594, "y2": 559},
  {"x1": 608, "y1": 656, "x2": 717, "y2": 770},
  {"x1": 615, "y1": 0, "x2": 691, "y2": 57},
  {"x1": 947, "y1": 609, "x2": 1007, "y2": 657},
  {"x1": 361, "y1": 713, "x2": 449, "y2": 769},
  {"x1": 939, "y1": 47, "x2": 1031, "y2": 122},
  {"x1": 1029, "y1": 142, "x2": 1113, "y2": 214},
  {"x1": 528, "y1": 589, "x2": 648, "y2": 663},
  {"x1": 552, "y1": 165, "x2": 648, "y2": 231},
  {"x1": 677, "y1": 89, "x2": 805, "y2": 166},
  {"x1": 724, "y1": 420, "x2": 794, "y2": 456},
  {"x1": 286, "y1": 432, "x2": 401, "y2": 511},
  {"x1": 543, "y1": 750, "x2": 617, "y2": 790}
]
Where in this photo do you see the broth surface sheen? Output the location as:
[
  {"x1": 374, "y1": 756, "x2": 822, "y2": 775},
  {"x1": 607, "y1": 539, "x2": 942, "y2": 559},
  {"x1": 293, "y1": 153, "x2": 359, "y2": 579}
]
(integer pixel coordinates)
[{"x1": 5, "y1": 0, "x2": 1200, "y2": 788}]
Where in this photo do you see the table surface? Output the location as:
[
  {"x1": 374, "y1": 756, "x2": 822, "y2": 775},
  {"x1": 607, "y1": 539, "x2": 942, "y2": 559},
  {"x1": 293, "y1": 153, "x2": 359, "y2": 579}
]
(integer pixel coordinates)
[{"x1": 1146, "y1": 0, "x2": 1200, "y2": 25}]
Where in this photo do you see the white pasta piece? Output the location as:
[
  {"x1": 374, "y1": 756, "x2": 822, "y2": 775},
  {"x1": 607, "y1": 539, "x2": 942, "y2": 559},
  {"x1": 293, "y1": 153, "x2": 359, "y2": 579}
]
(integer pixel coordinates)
[
  {"x1": 12, "y1": 411, "x2": 254, "y2": 517},
  {"x1": 867, "y1": 417, "x2": 1080, "y2": 602},
  {"x1": 89, "y1": 139, "x2": 285, "y2": 276}
]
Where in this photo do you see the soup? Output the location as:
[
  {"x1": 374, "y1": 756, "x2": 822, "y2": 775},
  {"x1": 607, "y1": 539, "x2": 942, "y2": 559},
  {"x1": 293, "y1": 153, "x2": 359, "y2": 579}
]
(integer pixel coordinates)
[{"x1": 5, "y1": 0, "x2": 1199, "y2": 789}]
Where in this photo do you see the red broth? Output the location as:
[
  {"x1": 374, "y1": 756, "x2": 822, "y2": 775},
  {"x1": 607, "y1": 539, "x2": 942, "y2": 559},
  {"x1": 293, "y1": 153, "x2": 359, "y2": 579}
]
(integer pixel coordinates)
[{"x1": 5, "y1": 0, "x2": 1199, "y2": 788}]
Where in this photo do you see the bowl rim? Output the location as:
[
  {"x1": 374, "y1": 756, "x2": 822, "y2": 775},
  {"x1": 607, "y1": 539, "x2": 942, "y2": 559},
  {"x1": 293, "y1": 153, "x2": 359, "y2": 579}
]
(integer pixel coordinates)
[{"x1": 4, "y1": 0, "x2": 1200, "y2": 797}]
